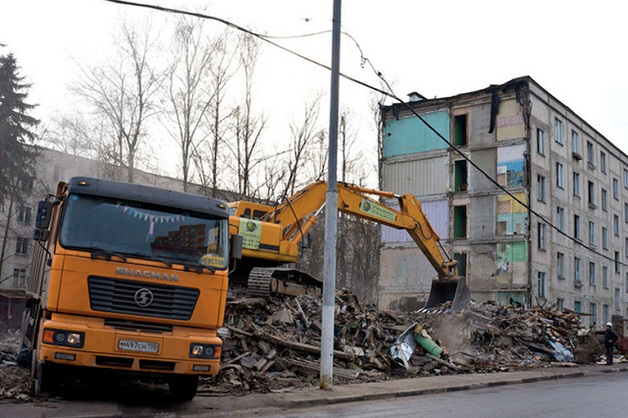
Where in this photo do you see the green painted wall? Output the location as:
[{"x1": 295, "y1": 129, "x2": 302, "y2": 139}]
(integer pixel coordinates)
[{"x1": 383, "y1": 110, "x2": 450, "y2": 157}]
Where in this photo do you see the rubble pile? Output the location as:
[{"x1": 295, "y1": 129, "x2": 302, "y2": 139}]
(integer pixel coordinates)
[
  {"x1": 200, "y1": 291, "x2": 596, "y2": 394},
  {"x1": 0, "y1": 289, "x2": 604, "y2": 400},
  {"x1": 0, "y1": 327, "x2": 31, "y2": 400},
  {"x1": 203, "y1": 289, "x2": 403, "y2": 394},
  {"x1": 436, "y1": 302, "x2": 591, "y2": 369}
]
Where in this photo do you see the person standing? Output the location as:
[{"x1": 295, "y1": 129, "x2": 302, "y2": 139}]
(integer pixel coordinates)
[{"x1": 604, "y1": 322, "x2": 619, "y2": 365}]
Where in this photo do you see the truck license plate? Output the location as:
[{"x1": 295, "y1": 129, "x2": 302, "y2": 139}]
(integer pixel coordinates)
[{"x1": 118, "y1": 339, "x2": 159, "y2": 353}]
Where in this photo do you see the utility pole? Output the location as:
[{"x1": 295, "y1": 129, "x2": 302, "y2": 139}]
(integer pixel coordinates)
[{"x1": 320, "y1": 0, "x2": 341, "y2": 390}]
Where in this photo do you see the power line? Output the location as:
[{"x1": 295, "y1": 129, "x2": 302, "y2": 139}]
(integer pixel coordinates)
[{"x1": 100, "y1": 0, "x2": 627, "y2": 268}]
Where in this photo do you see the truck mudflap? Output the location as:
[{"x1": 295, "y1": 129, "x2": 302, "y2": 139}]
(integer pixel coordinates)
[{"x1": 424, "y1": 276, "x2": 471, "y2": 311}]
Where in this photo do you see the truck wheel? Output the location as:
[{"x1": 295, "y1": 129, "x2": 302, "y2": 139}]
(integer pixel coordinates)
[
  {"x1": 168, "y1": 375, "x2": 199, "y2": 402},
  {"x1": 30, "y1": 351, "x2": 59, "y2": 396}
]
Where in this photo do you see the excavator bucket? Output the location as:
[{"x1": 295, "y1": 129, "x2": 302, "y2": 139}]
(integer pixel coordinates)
[{"x1": 424, "y1": 276, "x2": 471, "y2": 311}]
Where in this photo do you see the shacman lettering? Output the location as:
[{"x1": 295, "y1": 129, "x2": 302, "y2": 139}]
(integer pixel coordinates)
[{"x1": 115, "y1": 268, "x2": 179, "y2": 282}]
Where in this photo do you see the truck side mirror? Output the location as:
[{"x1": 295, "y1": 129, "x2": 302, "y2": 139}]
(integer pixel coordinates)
[
  {"x1": 33, "y1": 201, "x2": 53, "y2": 242},
  {"x1": 230, "y1": 234, "x2": 243, "y2": 260},
  {"x1": 35, "y1": 201, "x2": 53, "y2": 229}
]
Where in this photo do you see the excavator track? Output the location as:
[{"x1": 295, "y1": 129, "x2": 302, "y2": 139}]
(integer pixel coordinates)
[
  {"x1": 248, "y1": 268, "x2": 274, "y2": 297},
  {"x1": 247, "y1": 267, "x2": 323, "y2": 298}
]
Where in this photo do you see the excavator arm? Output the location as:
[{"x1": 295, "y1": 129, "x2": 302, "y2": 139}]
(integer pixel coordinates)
[{"x1": 230, "y1": 182, "x2": 470, "y2": 309}]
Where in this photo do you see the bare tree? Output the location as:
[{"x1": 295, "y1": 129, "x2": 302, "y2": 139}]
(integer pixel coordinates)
[
  {"x1": 192, "y1": 30, "x2": 239, "y2": 197},
  {"x1": 44, "y1": 112, "x2": 100, "y2": 159},
  {"x1": 280, "y1": 93, "x2": 325, "y2": 198},
  {"x1": 72, "y1": 18, "x2": 162, "y2": 183},
  {"x1": 161, "y1": 16, "x2": 217, "y2": 192},
  {"x1": 229, "y1": 33, "x2": 266, "y2": 197}
]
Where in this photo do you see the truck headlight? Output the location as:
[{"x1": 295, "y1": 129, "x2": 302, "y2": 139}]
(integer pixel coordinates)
[
  {"x1": 189, "y1": 343, "x2": 221, "y2": 359},
  {"x1": 43, "y1": 329, "x2": 85, "y2": 348}
]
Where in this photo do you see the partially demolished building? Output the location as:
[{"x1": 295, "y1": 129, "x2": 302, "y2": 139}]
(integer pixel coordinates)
[{"x1": 379, "y1": 76, "x2": 626, "y2": 330}]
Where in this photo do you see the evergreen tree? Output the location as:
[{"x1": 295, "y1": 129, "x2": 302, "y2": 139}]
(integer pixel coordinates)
[{"x1": 0, "y1": 50, "x2": 39, "y2": 204}]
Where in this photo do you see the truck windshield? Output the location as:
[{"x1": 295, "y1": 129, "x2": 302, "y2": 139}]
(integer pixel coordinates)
[{"x1": 58, "y1": 194, "x2": 229, "y2": 270}]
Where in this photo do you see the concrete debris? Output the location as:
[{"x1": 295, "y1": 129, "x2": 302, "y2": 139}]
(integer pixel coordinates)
[
  {"x1": 200, "y1": 291, "x2": 599, "y2": 394},
  {"x1": 0, "y1": 290, "x2": 611, "y2": 400}
]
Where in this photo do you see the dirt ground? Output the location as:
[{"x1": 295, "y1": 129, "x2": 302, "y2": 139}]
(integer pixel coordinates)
[{"x1": 0, "y1": 326, "x2": 31, "y2": 401}]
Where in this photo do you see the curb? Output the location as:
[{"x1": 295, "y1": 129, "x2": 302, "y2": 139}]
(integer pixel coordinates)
[{"x1": 286, "y1": 365, "x2": 628, "y2": 410}]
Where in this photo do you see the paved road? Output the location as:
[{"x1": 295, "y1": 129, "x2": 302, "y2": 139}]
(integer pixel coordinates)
[
  {"x1": 256, "y1": 373, "x2": 627, "y2": 418},
  {"x1": 1, "y1": 365, "x2": 625, "y2": 417}
]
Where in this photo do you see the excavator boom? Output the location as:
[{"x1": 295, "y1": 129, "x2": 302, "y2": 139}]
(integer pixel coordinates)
[{"x1": 229, "y1": 182, "x2": 470, "y2": 310}]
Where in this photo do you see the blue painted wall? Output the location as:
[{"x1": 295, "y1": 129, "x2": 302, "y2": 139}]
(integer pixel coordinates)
[{"x1": 383, "y1": 110, "x2": 450, "y2": 157}]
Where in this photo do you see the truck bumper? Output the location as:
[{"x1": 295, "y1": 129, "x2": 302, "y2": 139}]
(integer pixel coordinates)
[{"x1": 37, "y1": 313, "x2": 222, "y2": 376}]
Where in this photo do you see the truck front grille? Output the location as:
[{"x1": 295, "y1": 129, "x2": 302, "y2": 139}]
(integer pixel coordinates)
[{"x1": 88, "y1": 276, "x2": 199, "y2": 320}]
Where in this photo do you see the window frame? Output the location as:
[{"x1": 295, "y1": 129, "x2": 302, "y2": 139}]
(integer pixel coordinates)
[
  {"x1": 556, "y1": 162, "x2": 564, "y2": 188},
  {"x1": 554, "y1": 118, "x2": 564, "y2": 145},
  {"x1": 537, "y1": 128, "x2": 546, "y2": 155}
]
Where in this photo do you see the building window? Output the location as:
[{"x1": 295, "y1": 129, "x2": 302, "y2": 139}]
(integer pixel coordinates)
[
  {"x1": 557, "y1": 207, "x2": 565, "y2": 232},
  {"x1": 602, "y1": 227, "x2": 608, "y2": 250},
  {"x1": 626, "y1": 273, "x2": 628, "y2": 293},
  {"x1": 17, "y1": 205, "x2": 32, "y2": 224},
  {"x1": 572, "y1": 130, "x2": 580, "y2": 157},
  {"x1": 601, "y1": 189, "x2": 608, "y2": 212},
  {"x1": 589, "y1": 262, "x2": 596, "y2": 285},
  {"x1": 613, "y1": 178, "x2": 619, "y2": 200},
  {"x1": 624, "y1": 169, "x2": 628, "y2": 189},
  {"x1": 600, "y1": 151, "x2": 607, "y2": 174},
  {"x1": 537, "y1": 128, "x2": 546, "y2": 155},
  {"x1": 615, "y1": 251, "x2": 621, "y2": 274},
  {"x1": 538, "y1": 271, "x2": 547, "y2": 298},
  {"x1": 614, "y1": 214, "x2": 620, "y2": 236},
  {"x1": 454, "y1": 114, "x2": 468, "y2": 146},
  {"x1": 537, "y1": 175, "x2": 546, "y2": 203},
  {"x1": 557, "y1": 252, "x2": 565, "y2": 279},
  {"x1": 20, "y1": 175, "x2": 34, "y2": 192},
  {"x1": 587, "y1": 141, "x2": 595, "y2": 167},
  {"x1": 556, "y1": 162, "x2": 564, "y2": 188},
  {"x1": 574, "y1": 300, "x2": 582, "y2": 313},
  {"x1": 587, "y1": 181, "x2": 596, "y2": 206},
  {"x1": 574, "y1": 214, "x2": 581, "y2": 240},
  {"x1": 538, "y1": 223, "x2": 546, "y2": 250},
  {"x1": 554, "y1": 118, "x2": 564, "y2": 145},
  {"x1": 454, "y1": 205, "x2": 467, "y2": 238},
  {"x1": 625, "y1": 203, "x2": 628, "y2": 223},
  {"x1": 603, "y1": 266, "x2": 609, "y2": 288},
  {"x1": 589, "y1": 221, "x2": 596, "y2": 245},
  {"x1": 15, "y1": 237, "x2": 29, "y2": 255},
  {"x1": 574, "y1": 257, "x2": 581, "y2": 284},
  {"x1": 573, "y1": 172, "x2": 580, "y2": 197},
  {"x1": 13, "y1": 268, "x2": 26, "y2": 287},
  {"x1": 557, "y1": 298, "x2": 565, "y2": 311},
  {"x1": 454, "y1": 160, "x2": 468, "y2": 192},
  {"x1": 603, "y1": 304, "x2": 609, "y2": 325},
  {"x1": 589, "y1": 303, "x2": 597, "y2": 326},
  {"x1": 615, "y1": 288, "x2": 621, "y2": 310}
]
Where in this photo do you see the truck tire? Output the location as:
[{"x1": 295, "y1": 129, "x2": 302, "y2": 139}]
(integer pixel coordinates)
[
  {"x1": 168, "y1": 375, "x2": 199, "y2": 402},
  {"x1": 30, "y1": 351, "x2": 59, "y2": 396}
]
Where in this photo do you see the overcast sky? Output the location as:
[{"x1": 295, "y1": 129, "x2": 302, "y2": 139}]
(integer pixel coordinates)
[{"x1": 2, "y1": 0, "x2": 628, "y2": 171}]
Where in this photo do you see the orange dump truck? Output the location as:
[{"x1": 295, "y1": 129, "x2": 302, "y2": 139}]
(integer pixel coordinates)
[{"x1": 18, "y1": 177, "x2": 241, "y2": 400}]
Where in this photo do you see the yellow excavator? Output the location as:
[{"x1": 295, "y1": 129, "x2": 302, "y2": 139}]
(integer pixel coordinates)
[{"x1": 228, "y1": 182, "x2": 470, "y2": 311}]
